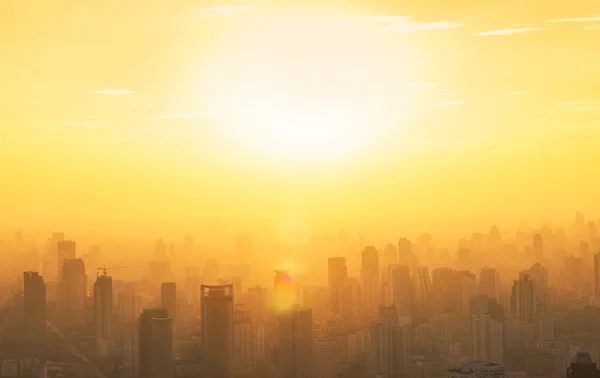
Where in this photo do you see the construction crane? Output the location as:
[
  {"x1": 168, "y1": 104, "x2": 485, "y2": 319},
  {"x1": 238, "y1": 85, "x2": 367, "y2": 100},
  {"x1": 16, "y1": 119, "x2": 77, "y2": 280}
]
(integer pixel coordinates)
[{"x1": 97, "y1": 266, "x2": 129, "y2": 277}]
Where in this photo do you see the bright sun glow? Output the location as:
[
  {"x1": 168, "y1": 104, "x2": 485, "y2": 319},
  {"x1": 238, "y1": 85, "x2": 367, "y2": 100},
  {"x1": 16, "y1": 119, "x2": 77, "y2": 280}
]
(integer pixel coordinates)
[{"x1": 195, "y1": 12, "x2": 420, "y2": 162}]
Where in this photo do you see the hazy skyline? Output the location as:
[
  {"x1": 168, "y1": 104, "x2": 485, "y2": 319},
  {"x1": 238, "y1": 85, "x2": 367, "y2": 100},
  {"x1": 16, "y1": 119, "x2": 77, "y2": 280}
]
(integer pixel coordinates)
[{"x1": 2, "y1": 0, "x2": 600, "y2": 235}]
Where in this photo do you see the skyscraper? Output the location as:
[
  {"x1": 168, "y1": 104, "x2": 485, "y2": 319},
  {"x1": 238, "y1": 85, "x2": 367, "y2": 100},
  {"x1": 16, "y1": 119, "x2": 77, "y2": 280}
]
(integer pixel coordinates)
[
  {"x1": 479, "y1": 267, "x2": 500, "y2": 299},
  {"x1": 61, "y1": 258, "x2": 86, "y2": 312},
  {"x1": 247, "y1": 286, "x2": 269, "y2": 325},
  {"x1": 315, "y1": 338, "x2": 337, "y2": 378},
  {"x1": 138, "y1": 309, "x2": 173, "y2": 378},
  {"x1": 339, "y1": 277, "x2": 361, "y2": 328},
  {"x1": 327, "y1": 257, "x2": 347, "y2": 313},
  {"x1": 361, "y1": 246, "x2": 379, "y2": 273},
  {"x1": 511, "y1": 271, "x2": 536, "y2": 324},
  {"x1": 123, "y1": 326, "x2": 138, "y2": 378},
  {"x1": 595, "y1": 253, "x2": 600, "y2": 304},
  {"x1": 528, "y1": 263, "x2": 548, "y2": 306},
  {"x1": 388, "y1": 265, "x2": 411, "y2": 315},
  {"x1": 371, "y1": 305, "x2": 410, "y2": 378},
  {"x1": 532, "y1": 233, "x2": 544, "y2": 262},
  {"x1": 413, "y1": 267, "x2": 430, "y2": 312},
  {"x1": 383, "y1": 243, "x2": 398, "y2": 269},
  {"x1": 277, "y1": 306, "x2": 313, "y2": 378},
  {"x1": 57, "y1": 240, "x2": 76, "y2": 278},
  {"x1": 361, "y1": 247, "x2": 380, "y2": 320},
  {"x1": 233, "y1": 305, "x2": 253, "y2": 375},
  {"x1": 201, "y1": 285, "x2": 234, "y2": 378},
  {"x1": 398, "y1": 238, "x2": 418, "y2": 268},
  {"x1": 471, "y1": 313, "x2": 504, "y2": 364},
  {"x1": 161, "y1": 282, "x2": 177, "y2": 321},
  {"x1": 94, "y1": 273, "x2": 113, "y2": 352},
  {"x1": 23, "y1": 271, "x2": 46, "y2": 338}
]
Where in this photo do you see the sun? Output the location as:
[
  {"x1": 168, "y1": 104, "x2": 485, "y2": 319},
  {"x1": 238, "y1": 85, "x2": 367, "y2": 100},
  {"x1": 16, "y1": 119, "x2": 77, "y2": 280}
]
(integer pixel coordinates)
[{"x1": 193, "y1": 11, "x2": 419, "y2": 162}]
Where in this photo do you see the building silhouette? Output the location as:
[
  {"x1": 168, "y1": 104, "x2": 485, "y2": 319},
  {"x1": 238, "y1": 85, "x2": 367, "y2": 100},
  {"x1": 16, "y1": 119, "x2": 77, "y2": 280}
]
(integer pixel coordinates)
[
  {"x1": 94, "y1": 273, "x2": 113, "y2": 354},
  {"x1": 471, "y1": 313, "x2": 504, "y2": 364},
  {"x1": 387, "y1": 265, "x2": 411, "y2": 315},
  {"x1": 327, "y1": 257, "x2": 347, "y2": 313},
  {"x1": 371, "y1": 305, "x2": 410, "y2": 378},
  {"x1": 479, "y1": 267, "x2": 500, "y2": 299},
  {"x1": 57, "y1": 240, "x2": 76, "y2": 278},
  {"x1": 277, "y1": 305, "x2": 313, "y2": 378},
  {"x1": 61, "y1": 258, "x2": 86, "y2": 312},
  {"x1": 138, "y1": 309, "x2": 173, "y2": 378},
  {"x1": 511, "y1": 271, "x2": 536, "y2": 324},
  {"x1": 201, "y1": 284, "x2": 234, "y2": 378},
  {"x1": 567, "y1": 352, "x2": 600, "y2": 377},
  {"x1": 23, "y1": 271, "x2": 46, "y2": 338},
  {"x1": 233, "y1": 305, "x2": 253, "y2": 375},
  {"x1": 161, "y1": 282, "x2": 177, "y2": 321}
]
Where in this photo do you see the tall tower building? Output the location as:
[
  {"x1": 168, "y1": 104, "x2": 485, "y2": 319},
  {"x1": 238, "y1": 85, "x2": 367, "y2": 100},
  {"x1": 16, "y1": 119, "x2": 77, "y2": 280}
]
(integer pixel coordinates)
[
  {"x1": 361, "y1": 246, "x2": 380, "y2": 320},
  {"x1": 233, "y1": 305, "x2": 254, "y2": 375},
  {"x1": 398, "y1": 238, "x2": 418, "y2": 268},
  {"x1": 23, "y1": 271, "x2": 46, "y2": 338},
  {"x1": 315, "y1": 338, "x2": 337, "y2": 378},
  {"x1": 94, "y1": 273, "x2": 113, "y2": 351},
  {"x1": 201, "y1": 285, "x2": 234, "y2": 378},
  {"x1": 57, "y1": 240, "x2": 76, "y2": 278},
  {"x1": 388, "y1": 265, "x2": 411, "y2": 315},
  {"x1": 361, "y1": 246, "x2": 379, "y2": 273},
  {"x1": 471, "y1": 313, "x2": 504, "y2": 364},
  {"x1": 528, "y1": 263, "x2": 548, "y2": 306},
  {"x1": 123, "y1": 326, "x2": 138, "y2": 378},
  {"x1": 277, "y1": 306, "x2": 313, "y2": 378},
  {"x1": 479, "y1": 267, "x2": 500, "y2": 299},
  {"x1": 62, "y1": 258, "x2": 86, "y2": 312},
  {"x1": 138, "y1": 309, "x2": 173, "y2": 378},
  {"x1": 595, "y1": 253, "x2": 600, "y2": 304},
  {"x1": 533, "y1": 312, "x2": 554, "y2": 342},
  {"x1": 339, "y1": 277, "x2": 361, "y2": 328},
  {"x1": 413, "y1": 267, "x2": 430, "y2": 312},
  {"x1": 383, "y1": 243, "x2": 398, "y2": 269},
  {"x1": 511, "y1": 271, "x2": 536, "y2": 324},
  {"x1": 532, "y1": 233, "x2": 544, "y2": 262},
  {"x1": 371, "y1": 305, "x2": 410, "y2": 378},
  {"x1": 161, "y1": 282, "x2": 177, "y2": 321},
  {"x1": 247, "y1": 286, "x2": 269, "y2": 325},
  {"x1": 327, "y1": 257, "x2": 347, "y2": 313},
  {"x1": 458, "y1": 272, "x2": 478, "y2": 314}
]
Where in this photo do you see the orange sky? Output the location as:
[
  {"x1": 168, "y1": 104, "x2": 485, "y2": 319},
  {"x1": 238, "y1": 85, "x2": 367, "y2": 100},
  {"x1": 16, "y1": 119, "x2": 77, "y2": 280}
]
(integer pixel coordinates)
[{"x1": 1, "y1": 0, "x2": 600, "y2": 237}]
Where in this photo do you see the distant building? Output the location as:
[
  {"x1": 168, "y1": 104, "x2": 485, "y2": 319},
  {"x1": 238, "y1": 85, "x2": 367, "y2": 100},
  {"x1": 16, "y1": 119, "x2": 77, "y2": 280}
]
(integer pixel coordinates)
[
  {"x1": 447, "y1": 361, "x2": 505, "y2": 378},
  {"x1": 327, "y1": 257, "x2": 347, "y2": 313},
  {"x1": 510, "y1": 271, "x2": 536, "y2": 324},
  {"x1": 371, "y1": 305, "x2": 410, "y2": 378},
  {"x1": 138, "y1": 309, "x2": 173, "y2": 378},
  {"x1": 315, "y1": 338, "x2": 337, "y2": 378},
  {"x1": 56, "y1": 240, "x2": 76, "y2": 278},
  {"x1": 161, "y1": 282, "x2": 177, "y2": 321},
  {"x1": 94, "y1": 273, "x2": 113, "y2": 353},
  {"x1": 233, "y1": 305, "x2": 253, "y2": 375},
  {"x1": 123, "y1": 327, "x2": 139, "y2": 378},
  {"x1": 472, "y1": 313, "x2": 504, "y2": 364},
  {"x1": 479, "y1": 267, "x2": 500, "y2": 299},
  {"x1": 201, "y1": 285, "x2": 234, "y2": 378},
  {"x1": 23, "y1": 271, "x2": 46, "y2": 338},
  {"x1": 61, "y1": 258, "x2": 86, "y2": 312},
  {"x1": 277, "y1": 306, "x2": 313, "y2": 378},
  {"x1": 388, "y1": 265, "x2": 411, "y2": 315}
]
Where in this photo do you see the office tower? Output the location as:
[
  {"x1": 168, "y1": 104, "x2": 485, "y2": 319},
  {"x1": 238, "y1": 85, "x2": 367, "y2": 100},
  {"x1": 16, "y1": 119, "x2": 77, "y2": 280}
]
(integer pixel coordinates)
[
  {"x1": 233, "y1": 306, "x2": 253, "y2": 375},
  {"x1": 413, "y1": 267, "x2": 430, "y2": 312},
  {"x1": 595, "y1": 253, "x2": 600, "y2": 304},
  {"x1": 528, "y1": 263, "x2": 548, "y2": 306},
  {"x1": 315, "y1": 338, "x2": 337, "y2": 378},
  {"x1": 398, "y1": 238, "x2": 418, "y2": 268},
  {"x1": 274, "y1": 271, "x2": 295, "y2": 312},
  {"x1": 339, "y1": 277, "x2": 361, "y2": 328},
  {"x1": 383, "y1": 243, "x2": 398, "y2": 268},
  {"x1": 123, "y1": 327, "x2": 138, "y2": 378},
  {"x1": 361, "y1": 270, "x2": 380, "y2": 321},
  {"x1": 566, "y1": 255, "x2": 583, "y2": 293},
  {"x1": 252, "y1": 325, "x2": 266, "y2": 365},
  {"x1": 118, "y1": 289, "x2": 142, "y2": 322},
  {"x1": 361, "y1": 246, "x2": 379, "y2": 273},
  {"x1": 57, "y1": 240, "x2": 76, "y2": 278},
  {"x1": 277, "y1": 306, "x2": 313, "y2": 378},
  {"x1": 458, "y1": 272, "x2": 477, "y2": 314},
  {"x1": 23, "y1": 271, "x2": 46, "y2": 338},
  {"x1": 567, "y1": 352, "x2": 600, "y2": 378},
  {"x1": 479, "y1": 267, "x2": 500, "y2": 299},
  {"x1": 327, "y1": 257, "x2": 347, "y2": 313},
  {"x1": 504, "y1": 315, "x2": 521, "y2": 351},
  {"x1": 511, "y1": 271, "x2": 536, "y2": 324},
  {"x1": 94, "y1": 273, "x2": 113, "y2": 352},
  {"x1": 62, "y1": 258, "x2": 86, "y2": 311},
  {"x1": 161, "y1": 282, "x2": 177, "y2": 321},
  {"x1": 202, "y1": 285, "x2": 234, "y2": 378},
  {"x1": 388, "y1": 265, "x2": 411, "y2": 315},
  {"x1": 533, "y1": 233, "x2": 544, "y2": 262},
  {"x1": 248, "y1": 286, "x2": 269, "y2": 325},
  {"x1": 471, "y1": 313, "x2": 504, "y2": 364},
  {"x1": 138, "y1": 309, "x2": 173, "y2": 378},
  {"x1": 371, "y1": 305, "x2": 410, "y2": 378},
  {"x1": 533, "y1": 312, "x2": 554, "y2": 342}
]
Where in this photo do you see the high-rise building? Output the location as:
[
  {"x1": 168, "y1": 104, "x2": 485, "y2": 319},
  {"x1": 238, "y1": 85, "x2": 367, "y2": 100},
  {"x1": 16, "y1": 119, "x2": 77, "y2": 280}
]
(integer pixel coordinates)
[
  {"x1": 595, "y1": 253, "x2": 600, "y2": 304},
  {"x1": 479, "y1": 267, "x2": 500, "y2": 299},
  {"x1": 138, "y1": 309, "x2": 173, "y2": 378},
  {"x1": 154, "y1": 239, "x2": 167, "y2": 259},
  {"x1": 277, "y1": 306, "x2": 313, "y2": 378},
  {"x1": 371, "y1": 305, "x2": 410, "y2": 378},
  {"x1": 458, "y1": 272, "x2": 478, "y2": 314},
  {"x1": 361, "y1": 246, "x2": 379, "y2": 273},
  {"x1": 315, "y1": 338, "x2": 337, "y2": 378},
  {"x1": 528, "y1": 263, "x2": 548, "y2": 306},
  {"x1": 567, "y1": 352, "x2": 600, "y2": 378},
  {"x1": 533, "y1": 233, "x2": 544, "y2": 262},
  {"x1": 413, "y1": 267, "x2": 431, "y2": 312},
  {"x1": 327, "y1": 257, "x2": 347, "y2": 313},
  {"x1": 252, "y1": 325, "x2": 266, "y2": 366},
  {"x1": 388, "y1": 265, "x2": 411, "y2": 315},
  {"x1": 471, "y1": 313, "x2": 504, "y2": 364},
  {"x1": 398, "y1": 238, "x2": 418, "y2": 268},
  {"x1": 361, "y1": 270, "x2": 380, "y2": 321},
  {"x1": 504, "y1": 315, "x2": 521, "y2": 351},
  {"x1": 383, "y1": 243, "x2": 398, "y2": 269},
  {"x1": 201, "y1": 285, "x2": 234, "y2": 378},
  {"x1": 339, "y1": 277, "x2": 361, "y2": 328},
  {"x1": 161, "y1": 282, "x2": 177, "y2": 321},
  {"x1": 533, "y1": 312, "x2": 554, "y2": 342},
  {"x1": 123, "y1": 327, "x2": 138, "y2": 378},
  {"x1": 94, "y1": 273, "x2": 113, "y2": 351},
  {"x1": 57, "y1": 240, "x2": 76, "y2": 278},
  {"x1": 23, "y1": 271, "x2": 46, "y2": 338},
  {"x1": 61, "y1": 258, "x2": 86, "y2": 312},
  {"x1": 247, "y1": 286, "x2": 269, "y2": 325},
  {"x1": 233, "y1": 305, "x2": 253, "y2": 375},
  {"x1": 511, "y1": 271, "x2": 536, "y2": 324}
]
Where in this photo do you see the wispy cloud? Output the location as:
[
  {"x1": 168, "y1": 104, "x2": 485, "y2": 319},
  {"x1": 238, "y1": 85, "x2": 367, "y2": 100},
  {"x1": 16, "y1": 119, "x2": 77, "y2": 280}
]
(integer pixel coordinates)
[
  {"x1": 504, "y1": 91, "x2": 529, "y2": 96},
  {"x1": 386, "y1": 81, "x2": 439, "y2": 89},
  {"x1": 475, "y1": 27, "x2": 550, "y2": 36},
  {"x1": 115, "y1": 137, "x2": 156, "y2": 145},
  {"x1": 367, "y1": 16, "x2": 462, "y2": 35},
  {"x1": 428, "y1": 100, "x2": 469, "y2": 108},
  {"x1": 561, "y1": 100, "x2": 600, "y2": 113},
  {"x1": 89, "y1": 89, "x2": 136, "y2": 95},
  {"x1": 547, "y1": 17, "x2": 600, "y2": 23},
  {"x1": 177, "y1": 4, "x2": 265, "y2": 19},
  {"x1": 50, "y1": 121, "x2": 105, "y2": 128},
  {"x1": 585, "y1": 25, "x2": 600, "y2": 30},
  {"x1": 150, "y1": 113, "x2": 194, "y2": 120}
]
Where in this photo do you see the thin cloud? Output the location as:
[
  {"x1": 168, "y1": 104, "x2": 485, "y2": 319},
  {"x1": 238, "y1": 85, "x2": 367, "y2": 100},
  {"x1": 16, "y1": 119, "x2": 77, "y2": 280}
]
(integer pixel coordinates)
[
  {"x1": 475, "y1": 27, "x2": 550, "y2": 36},
  {"x1": 51, "y1": 121, "x2": 105, "y2": 128},
  {"x1": 150, "y1": 113, "x2": 194, "y2": 120},
  {"x1": 547, "y1": 17, "x2": 600, "y2": 23},
  {"x1": 386, "y1": 82, "x2": 439, "y2": 89},
  {"x1": 504, "y1": 91, "x2": 529, "y2": 96},
  {"x1": 177, "y1": 4, "x2": 265, "y2": 19},
  {"x1": 585, "y1": 25, "x2": 600, "y2": 30},
  {"x1": 89, "y1": 89, "x2": 136, "y2": 95},
  {"x1": 368, "y1": 16, "x2": 462, "y2": 35},
  {"x1": 428, "y1": 100, "x2": 469, "y2": 108}
]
